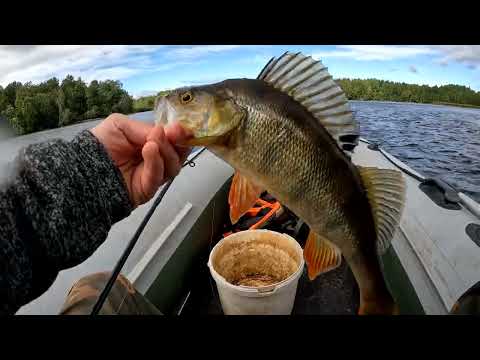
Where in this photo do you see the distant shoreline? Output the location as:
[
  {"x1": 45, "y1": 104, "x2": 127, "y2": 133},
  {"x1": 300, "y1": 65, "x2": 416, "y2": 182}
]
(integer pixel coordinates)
[
  {"x1": 431, "y1": 102, "x2": 480, "y2": 109},
  {"x1": 349, "y1": 99, "x2": 480, "y2": 110},
  {"x1": 133, "y1": 93, "x2": 480, "y2": 112},
  {"x1": 0, "y1": 116, "x2": 16, "y2": 141},
  {"x1": 2, "y1": 100, "x2": 479, "y2": 141}
]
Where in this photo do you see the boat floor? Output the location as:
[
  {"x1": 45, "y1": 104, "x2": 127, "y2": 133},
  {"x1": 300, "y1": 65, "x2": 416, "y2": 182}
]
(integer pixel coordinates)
[
  {"x1": 180, "y1": 255, "x2": 360, "y2": 315},
  {"x1": 174, "y1": 188, "x2": 360, "y2": 315}
]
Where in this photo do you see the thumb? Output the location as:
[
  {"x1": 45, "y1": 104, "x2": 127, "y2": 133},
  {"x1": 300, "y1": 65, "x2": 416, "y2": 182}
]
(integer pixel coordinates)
[{"x1": 140, "y1": 141, "x2": 165, "y2": 203}]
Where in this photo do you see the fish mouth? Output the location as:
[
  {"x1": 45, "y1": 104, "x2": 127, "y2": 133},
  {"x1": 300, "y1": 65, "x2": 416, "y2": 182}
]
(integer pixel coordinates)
[
  {"x1": 154, "y1": 96, "x2": 177, "y2": 125},
  {"x1": 154, "y1": 96, "x2": 223, "y2": 147},
  {"x1": 180, "y1": 136, "x2": 222, "y2": 146}
]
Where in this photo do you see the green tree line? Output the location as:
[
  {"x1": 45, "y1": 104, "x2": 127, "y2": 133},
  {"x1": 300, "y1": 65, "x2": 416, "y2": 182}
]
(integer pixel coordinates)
[
  {"x1": 133, "y1": 80, "x2": 480, "y2": 114},
  {"x1": 335, "y1": 79, "x2": 480, "y2": 107},
  {"x1": 3, "y1": 76, "x2": 479, "y2": 136},
  {"x1": 0, "y1": 76, "x2": 134, "y2": 135},
  {"x1": 133, "y1": 90, "x2": 170, "y2": 112}
]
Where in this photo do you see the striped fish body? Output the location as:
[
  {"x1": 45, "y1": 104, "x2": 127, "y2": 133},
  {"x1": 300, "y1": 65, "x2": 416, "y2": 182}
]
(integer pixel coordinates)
[
  {"x1": 155, "y1": 52, "x2": 405, "y2": 314},
  {"x1": 211, "y1": 79, "x2": 373, "y2": 249},
  {"x1": 209, "y1": 79, "x2": 393, "y2": 310}
]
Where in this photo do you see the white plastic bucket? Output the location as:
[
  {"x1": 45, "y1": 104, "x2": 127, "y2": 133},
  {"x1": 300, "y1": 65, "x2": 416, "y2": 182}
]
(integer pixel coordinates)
[{"x1": 208, "y1": 229, "x2": 304, "y2": 315}]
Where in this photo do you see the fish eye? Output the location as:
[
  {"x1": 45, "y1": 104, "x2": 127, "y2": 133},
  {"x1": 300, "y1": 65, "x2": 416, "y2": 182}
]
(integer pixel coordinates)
[{"x1": 180, "y1": 91, "x2": 193, "y2": 104}]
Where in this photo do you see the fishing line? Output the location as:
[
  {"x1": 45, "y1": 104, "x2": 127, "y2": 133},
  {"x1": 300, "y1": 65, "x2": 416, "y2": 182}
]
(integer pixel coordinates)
[
  {"x1": 92, "y1": 138, "x2": 423, "y2": 315},
  {"x1": 91, "y1": 147, "x2": 206, "y2": 316},
  {"x1": 359, "y1": 138, "x2": 425, "y2": 182},
  {"x1": 359, "y1": 139, "x2": 480, "y2": 219}
]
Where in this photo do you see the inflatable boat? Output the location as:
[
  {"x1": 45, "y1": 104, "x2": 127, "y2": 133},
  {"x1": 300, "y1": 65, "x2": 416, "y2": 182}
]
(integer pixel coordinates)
[{"x1": 12, "y1": 115, "x2": 480, "y2": 315}]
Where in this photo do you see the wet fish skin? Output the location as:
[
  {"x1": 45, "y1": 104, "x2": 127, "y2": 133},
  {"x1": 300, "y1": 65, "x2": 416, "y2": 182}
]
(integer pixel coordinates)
[
  {"x1": 156, "y1": 59, "x2": 403, "y2": 314},
  {"x1": 206, "y1": 79, "x2": 393, "y2": 312}
]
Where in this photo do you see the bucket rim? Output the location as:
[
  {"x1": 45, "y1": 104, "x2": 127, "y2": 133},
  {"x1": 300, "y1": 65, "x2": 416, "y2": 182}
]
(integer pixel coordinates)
[{"x1": 207, "y1": 229, "x2": 305, "y2": 294}]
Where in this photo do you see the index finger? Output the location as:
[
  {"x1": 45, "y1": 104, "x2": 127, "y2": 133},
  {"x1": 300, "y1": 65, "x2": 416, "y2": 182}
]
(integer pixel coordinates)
[
  {"x1": 111, "y1": 114, "x2": 154, "y2": 147},
  {"x1": 164, "y1": 122, "x2": 192, "y2": 145}
]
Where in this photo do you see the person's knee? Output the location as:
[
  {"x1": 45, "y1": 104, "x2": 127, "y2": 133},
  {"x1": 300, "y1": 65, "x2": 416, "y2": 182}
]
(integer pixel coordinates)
[
  {"x1": 60, "y1": 272, "x2": 112, "y2": 315},
  {"x1": 66, "y1": 271, "x2": 111, "y2": 295},
  {"x1": 60, "y1": 272, "x2": 161, "y2": 315}
]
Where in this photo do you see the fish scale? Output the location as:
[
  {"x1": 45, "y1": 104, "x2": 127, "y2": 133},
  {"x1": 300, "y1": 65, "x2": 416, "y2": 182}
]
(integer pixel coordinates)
[
  {"x1": 155, "y1": 51, "x2": 406, "y2": 314},
  {"x1": 232, "y1": 91, "x2": 355, "y2": 243}
]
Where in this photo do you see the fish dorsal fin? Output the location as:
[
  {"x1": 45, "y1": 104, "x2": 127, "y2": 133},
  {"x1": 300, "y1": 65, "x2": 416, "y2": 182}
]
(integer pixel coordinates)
[
  {"x1": 303, "y1": 230, "x2": 342, "y2": 280},
  {"x1": 357, "y1": 166, "x2": 406, "y2": 255},
  {"x1": 228, "y1": 171, "x2": 264, "y2": 224},
  {"x1": 257, "y1": 51, "x2": 359, "y2": 154}
]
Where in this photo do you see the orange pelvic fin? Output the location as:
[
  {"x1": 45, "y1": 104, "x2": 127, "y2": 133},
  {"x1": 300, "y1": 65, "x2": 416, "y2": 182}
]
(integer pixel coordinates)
[
  {"x1": 228, "y1": 171, "x2": 264, "y2": 225},
  {"x1": 303, "y1": 230, "x2": 342, "y2": 280}
]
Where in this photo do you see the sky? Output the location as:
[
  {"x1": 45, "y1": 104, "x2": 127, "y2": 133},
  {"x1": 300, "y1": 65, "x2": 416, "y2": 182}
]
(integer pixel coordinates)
[{"x1": 1, "y1": 45, "x2": 480, "y2": 98}]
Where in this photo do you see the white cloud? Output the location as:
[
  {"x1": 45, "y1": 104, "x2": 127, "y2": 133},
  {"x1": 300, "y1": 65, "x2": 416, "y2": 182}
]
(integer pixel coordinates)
[
  {"x1": 132, "y1": 90, "x2": 158, "y2": 99},
  {"x1": 435, "y1": 58, "x2": 449, "y2": 67},
  {"x1": 313, "y1": 45, "x2": 480, "y2": 72},
  {"x1": 236, "y1": 54, "x2": 272, "y2": 65},
  {"x1": 165, "y1": 45, "x2": 242, "y2": 60},
  {"x1": 312, "y1": 45, "x2": 435, "y2": 61},
  {"x1": 0, "y1": 45, "x2": 266, "y2": 88},
  {"x1": 164, "y1": 45, "x2": 272, "y2": 61},
  {"x1": 3, "y1": 45, "x2": 480, "y2": 95},
  {"x1": 0, "y1": 45, "x2": 164, "y2": 87},
  {"x1": 429, "y1": 45, "x2": 480, "y2": 68},
  {"x1": 181, "y1": 77, "x2": 226, "y2": 86}
]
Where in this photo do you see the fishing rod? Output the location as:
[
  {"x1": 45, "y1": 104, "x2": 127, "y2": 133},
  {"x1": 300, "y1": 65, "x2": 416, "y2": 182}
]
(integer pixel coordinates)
[
  {"x1": 359, "y1": 138, "x2": 425, "y2": 182},
  {"x1": 91, "y1": 147, "x2": 206, "y2": 315}
]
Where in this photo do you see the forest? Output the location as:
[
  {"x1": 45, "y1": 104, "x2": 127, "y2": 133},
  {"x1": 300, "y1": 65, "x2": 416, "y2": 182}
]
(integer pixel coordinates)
[
  {"x1": 1, "y1": 76, "x2": 479, "y2": 136},
  {"x1": 0, "y1": 76, "x2": 134, "y2": 135},
  {"x1": 133, "y1": 79, "x2": 480, "y2": 113},
  {"x1": 336, "y1": 79, "x2": 480, "y2": 107},
  {"x1": 132, "y1": 90, "x2": 170, "y2": 112}
]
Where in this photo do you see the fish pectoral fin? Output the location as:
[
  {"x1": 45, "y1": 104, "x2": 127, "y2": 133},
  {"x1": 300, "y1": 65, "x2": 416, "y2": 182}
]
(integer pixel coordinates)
[
  {"x1": 304, "y1": 230, "x2": 342, "y2": 280},
  {"x1": 228, "y1": 171, "x2": 264, "y2": 225},
  {"x1": 357, "y1": 166, "x2": 406, "y2": 255}
]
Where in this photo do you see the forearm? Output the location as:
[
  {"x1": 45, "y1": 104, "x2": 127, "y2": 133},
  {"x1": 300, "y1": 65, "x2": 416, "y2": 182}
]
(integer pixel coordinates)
[{"x1": 0, "y1": 130, "x2": 133, "y2": 314}]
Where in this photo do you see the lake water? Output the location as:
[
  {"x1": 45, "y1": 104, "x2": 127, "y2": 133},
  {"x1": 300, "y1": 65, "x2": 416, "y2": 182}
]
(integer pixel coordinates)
[
  {"x1": 0, "y1": 112, "x2": 155, "y2": 173},
  {"x1": 0, "y1": 102, "x2": 479, "y2": 201},
  {"x1": 350, "y1": 101, "x2": 480, "y2": 202},
  {"x1": 0, "y1": 117, "x2": 15, "y2": 141}
]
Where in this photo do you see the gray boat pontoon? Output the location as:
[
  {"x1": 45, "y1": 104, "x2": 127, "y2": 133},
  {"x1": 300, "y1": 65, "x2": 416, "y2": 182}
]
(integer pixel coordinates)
[{"x1": 5, "y1": 112, "x2": 479, "y2": 315}]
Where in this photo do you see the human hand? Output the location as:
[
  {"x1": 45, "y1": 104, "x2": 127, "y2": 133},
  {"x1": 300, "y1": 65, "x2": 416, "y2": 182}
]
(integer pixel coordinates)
[{"x1": 91, "y1": 113, "x2": 191, "y2": 207}]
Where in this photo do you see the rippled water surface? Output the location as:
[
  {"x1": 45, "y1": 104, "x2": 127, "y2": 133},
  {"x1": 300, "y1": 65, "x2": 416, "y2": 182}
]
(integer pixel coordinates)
[{"x1": 350, "y1": 101, "x2": 480, "y2": 202}]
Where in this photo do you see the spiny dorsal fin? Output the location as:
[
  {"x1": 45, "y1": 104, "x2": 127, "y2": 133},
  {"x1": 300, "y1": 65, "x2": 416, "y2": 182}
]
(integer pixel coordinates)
[
  {"x1": 303, "y1": 230, "x2": 342, "y2": 280},
  {"x1": 257, "y1": 51, "x2": 359, "y2": 154},
  {"x1": 357, "y1": 166, "x2": 406, "y2": 255}
]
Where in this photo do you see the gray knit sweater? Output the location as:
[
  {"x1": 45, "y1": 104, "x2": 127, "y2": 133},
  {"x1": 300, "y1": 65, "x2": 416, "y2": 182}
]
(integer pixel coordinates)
[{"x1": 0, "y1": 130, "x2": 133, "y2": 315}]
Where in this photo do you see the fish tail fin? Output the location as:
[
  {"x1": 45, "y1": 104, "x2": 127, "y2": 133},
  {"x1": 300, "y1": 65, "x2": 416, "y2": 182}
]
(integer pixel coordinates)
[
  {"x1": 393, "y1": 303, "x2": 401, "y2": 315},
  {"x1": 357, "y1": 166, "x2": 406, "y2": 255},
  {"x1": 358, "y1": 296, "x2": 399, "y2": 315},
  {"x1": 354, "y1": 166, "x2": 405, "y2": 315}
]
